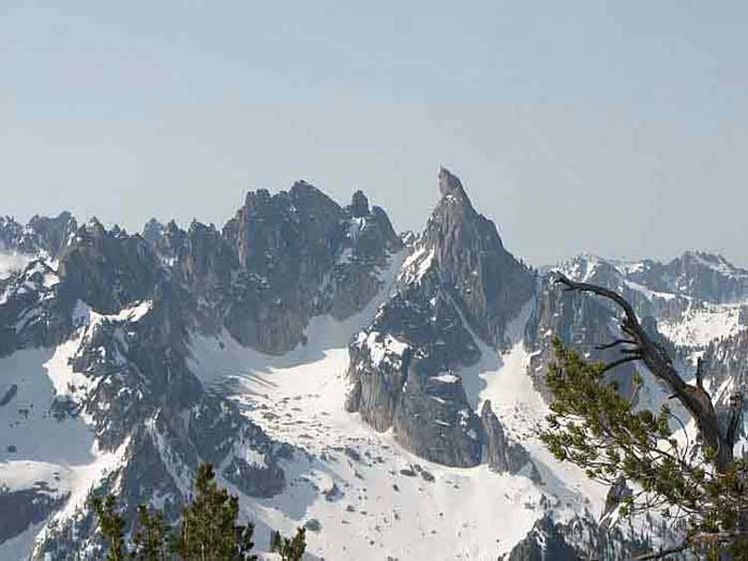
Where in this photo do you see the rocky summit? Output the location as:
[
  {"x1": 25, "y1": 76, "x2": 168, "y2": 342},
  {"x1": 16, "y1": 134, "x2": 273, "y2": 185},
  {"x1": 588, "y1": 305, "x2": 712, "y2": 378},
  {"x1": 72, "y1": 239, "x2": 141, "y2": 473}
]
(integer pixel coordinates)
[
  {"x1": 0, "y1": 169, "x2": 745, "y2": 559},
  {"x1": 346, "y1": 169, "x2": 535, "y2": 469}
]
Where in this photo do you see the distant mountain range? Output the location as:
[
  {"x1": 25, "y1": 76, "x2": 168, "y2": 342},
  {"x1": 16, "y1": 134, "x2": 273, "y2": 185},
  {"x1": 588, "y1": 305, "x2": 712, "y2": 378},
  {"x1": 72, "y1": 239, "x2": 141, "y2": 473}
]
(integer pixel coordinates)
[{"x1": 1, "y1": 168, "x2": 746, "y2": 559}]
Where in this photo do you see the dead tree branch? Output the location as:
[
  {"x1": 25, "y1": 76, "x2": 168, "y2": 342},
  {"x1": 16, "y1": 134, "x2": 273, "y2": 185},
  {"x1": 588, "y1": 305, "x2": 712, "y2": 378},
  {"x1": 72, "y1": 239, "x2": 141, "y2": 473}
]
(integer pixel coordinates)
[{"x1": 553, "y1": 272, "x2": 737, "y2": 473}]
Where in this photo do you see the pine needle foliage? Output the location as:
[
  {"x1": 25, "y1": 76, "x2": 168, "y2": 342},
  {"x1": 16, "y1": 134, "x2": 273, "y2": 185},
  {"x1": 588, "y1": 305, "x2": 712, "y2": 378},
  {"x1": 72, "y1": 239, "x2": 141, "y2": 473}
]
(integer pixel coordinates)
[
  {"x1": 540, "y1": 337, "x2": 748, "y2": 560},
  {"x1": 92, "y1": 463, "x2": 277, "y2": 561},
  {"x1": 270, "y1": 527, "x2": 307, "y2": 561},
  {"x1": 132, "y1": 505, "x2": 171, "y2": 561},
  {"x1": 93, "y1": 494, "x2": 127, "y2": 561},
  {"x1": 176, "y1": 463, "x2": 258, "y2": 561}
]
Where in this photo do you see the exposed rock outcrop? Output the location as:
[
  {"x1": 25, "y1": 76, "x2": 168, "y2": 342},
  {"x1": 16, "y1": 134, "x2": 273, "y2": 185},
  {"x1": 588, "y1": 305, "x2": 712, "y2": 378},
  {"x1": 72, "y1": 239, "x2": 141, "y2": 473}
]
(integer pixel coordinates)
[
  {"x1": 0, "y1": 212, "x2": 77, "y2": 258},
  {"x1": 422, "y1": 168, "x2": 534, "y2": 350},
  {"x1": 627, "y1": 251, "x2": 748, "y2": 304},
  {"x1": 503, "y1": 512, "x2": 654, "y2": 561},
  {"x1": 58, "y1": 220, "x2": 162, "y2": 315},
  {"x1": 480, "y1": 401, "x2": 532, "y2": 474},
  {"x1": 481, "y1": 400, "x2": 509, "y2": 472},
  {"x1": 141, "y1": 184, "x2": 402, "y2": 355},
  {"x1": 0, "y1": 483, "x2": 69, "y2": 545}
]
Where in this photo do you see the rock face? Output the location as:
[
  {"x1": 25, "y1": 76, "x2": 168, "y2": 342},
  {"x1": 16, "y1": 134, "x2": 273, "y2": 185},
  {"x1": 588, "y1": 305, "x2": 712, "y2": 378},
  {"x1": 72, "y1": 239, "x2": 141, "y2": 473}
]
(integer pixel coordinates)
[
  {"x1": 347, "y1": 169, "x2": 534, "y2": 468},
  {"x1": 58, "y1": 220, "x2": 163, "y2": 315},
  {"x1": 325, "y1": 202, "x2": 402, "y2": 320},
  {"x1": 221, "y1": 182, "x2": 346, "y2": 352},
  {"x1": 524, "y1": 272, "x2": 633, "y2": 400},
  {"x1": 346, "y1": 262, "x2": 484, "y2": 466},
  {"x1": 0, "y1": 483, "x2": 70, "y2": 545},
  {"x1": 0, "y1": 212, "x2": 78, "y2": 258},
  {"x1": 503, "y1": 513, "x2": 653, "y2": 561},
  {"x1": 481, "y1": 400, "x2": 533, "y2": 475},
  {"x1": 481, "y1": 400, "x2": 511, "y2": 471},
  {"x1": 503, "y1": 514, "x2": 580, "y2": 561},
  {"x1": 703, "y1": 330, "x2": 748, "y2": 390},
  {"x1": 526, "y1": 250, "x2": 748, "y2": 393},
  {"x1": 142, "y1": 183, "x2": 404, "y2": 355},
  {"x1": 423, "y1": 168, "x2": 534, "y2": 350},
  {"x1": 626, "y1": 251, "x2": 748, "y2": 304},
  {"x1": 600, "y1": 476, "x2": 633, "y2": 529},
  {"x1": 393, "y1": 352, "x2": 484, "y2": 467},
  {"x1": 141, "y1": 218, "x2": 165, "y2": 246},
  {"x1": 0, "y1": 259, "x2": 74, "y2": 356},
  {"x1": 701, "y1": 329, "x2": 748, "y2": 447}
]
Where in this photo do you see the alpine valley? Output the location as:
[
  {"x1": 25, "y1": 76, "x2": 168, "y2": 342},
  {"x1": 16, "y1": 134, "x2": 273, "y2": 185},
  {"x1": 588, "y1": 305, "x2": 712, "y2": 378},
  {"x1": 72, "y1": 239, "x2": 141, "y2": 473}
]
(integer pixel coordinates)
[{"x1": 1, "y1": 169, "x2": 747, "y2": 560}]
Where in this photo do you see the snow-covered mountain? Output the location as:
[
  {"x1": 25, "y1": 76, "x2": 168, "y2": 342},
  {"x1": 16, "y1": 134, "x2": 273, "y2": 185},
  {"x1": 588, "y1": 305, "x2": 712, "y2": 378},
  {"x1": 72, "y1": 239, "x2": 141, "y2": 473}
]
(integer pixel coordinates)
[{"x1": 0, "y1": 170, "x2": 745, "y2": 560}]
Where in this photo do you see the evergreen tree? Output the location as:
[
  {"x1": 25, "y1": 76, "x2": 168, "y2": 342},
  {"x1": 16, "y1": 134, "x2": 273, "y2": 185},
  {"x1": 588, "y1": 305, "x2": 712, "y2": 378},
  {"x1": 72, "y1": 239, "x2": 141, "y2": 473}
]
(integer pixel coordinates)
[
  {"x1": 132, "y1": 504, "x2": 171, "y2": 561},
  {"x1": 93, "y1": 463, "x2": 259, "y2": 560},
  {"x1": 270, "y1": 527, "x2": 307, "y2": 561},
  {"x1": 542, "y1": 273, "x2": 748, "y2": 560},
  {"x1": 92, "y1": 494, "x2": 127, "y2": 561},
  {"x1": 176, "y1": 463, "x2": 258, "y2": 561}
]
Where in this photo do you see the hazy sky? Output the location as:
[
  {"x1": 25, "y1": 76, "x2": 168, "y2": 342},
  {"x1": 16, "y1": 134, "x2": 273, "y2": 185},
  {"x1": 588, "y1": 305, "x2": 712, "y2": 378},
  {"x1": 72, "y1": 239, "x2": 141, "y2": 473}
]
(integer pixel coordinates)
[{"x1": 2, "y1": 2, "x2": 747, "y2": 266}]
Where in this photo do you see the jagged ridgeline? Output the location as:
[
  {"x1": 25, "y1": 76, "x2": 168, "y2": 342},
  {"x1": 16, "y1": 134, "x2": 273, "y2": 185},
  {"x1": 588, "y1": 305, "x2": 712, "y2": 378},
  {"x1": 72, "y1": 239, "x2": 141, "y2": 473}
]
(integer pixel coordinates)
[{"x1": 1, "y1": 169, "x2": 747, "y2": 559}]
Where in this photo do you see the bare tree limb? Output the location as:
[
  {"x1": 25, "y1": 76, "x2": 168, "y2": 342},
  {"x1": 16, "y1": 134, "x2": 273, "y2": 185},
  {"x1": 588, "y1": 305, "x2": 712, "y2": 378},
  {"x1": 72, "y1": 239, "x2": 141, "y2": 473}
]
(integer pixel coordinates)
[
  {"x1": 595, "y1": 338, "x2": 637, "y2": 351},
  {"x1": 553, "y1": 272, "x2": 732, "y2": 472}
]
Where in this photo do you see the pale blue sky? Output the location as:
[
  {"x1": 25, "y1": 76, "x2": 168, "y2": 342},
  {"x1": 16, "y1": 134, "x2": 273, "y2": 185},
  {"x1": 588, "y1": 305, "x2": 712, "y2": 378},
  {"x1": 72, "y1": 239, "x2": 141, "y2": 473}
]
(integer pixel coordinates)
[{"x1": 2, "y1": 1, "x2": 747, "y2": 265}]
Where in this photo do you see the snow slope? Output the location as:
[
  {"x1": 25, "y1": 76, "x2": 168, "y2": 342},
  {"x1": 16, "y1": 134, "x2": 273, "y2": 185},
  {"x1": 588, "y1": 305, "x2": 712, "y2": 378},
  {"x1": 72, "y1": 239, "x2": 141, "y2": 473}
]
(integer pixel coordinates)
[
  {"x1": 659, "y1": 303, "x2": 745, "y2": 347},
  {"x1": 187, "y1": 254, "x2": 607, "y2": 559},
  {"x1": 0, "y1": 251, "x2": 33, "y2": 280},
  {"x1": 191, "y1": 329, "x2": 546, "y2": 559}
]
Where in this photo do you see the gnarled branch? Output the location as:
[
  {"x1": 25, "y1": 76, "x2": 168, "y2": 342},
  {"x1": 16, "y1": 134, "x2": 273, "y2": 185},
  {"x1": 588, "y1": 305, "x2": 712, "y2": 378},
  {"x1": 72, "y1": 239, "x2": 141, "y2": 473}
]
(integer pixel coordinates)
[
  {"x1": 553, "y1": 272, "x2": 732, "y2": 473},
  {"x1": 595, "y1": 338, "x2": 637, "y2": 351}
]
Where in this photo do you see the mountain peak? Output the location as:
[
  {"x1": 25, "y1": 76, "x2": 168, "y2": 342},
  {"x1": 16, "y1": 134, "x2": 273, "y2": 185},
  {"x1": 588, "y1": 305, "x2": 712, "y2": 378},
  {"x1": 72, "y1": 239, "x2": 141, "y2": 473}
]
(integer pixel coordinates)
[
  {"x1": 142, "y1": 218, "x2": 165, "y2": 244},
  {"x1": 418, "y1": 168, "x2": 534, "y2": 349},
  {"x1": 438, "y1": 167, "x2": 470, "y2": 202},
  {"x1": 679, "y1": 250, "x2": 742, "y2": 271},
  {"x1": 350, "y1": 189, "x2": 370, "y2": 217},
  {"x1": 84, "y1": 216, "x2": 106, "y2": 235}
]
